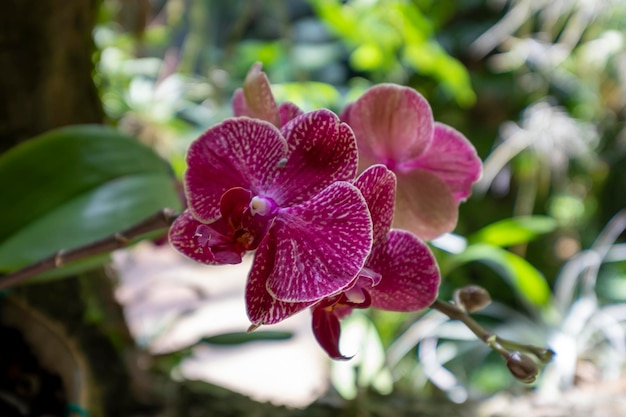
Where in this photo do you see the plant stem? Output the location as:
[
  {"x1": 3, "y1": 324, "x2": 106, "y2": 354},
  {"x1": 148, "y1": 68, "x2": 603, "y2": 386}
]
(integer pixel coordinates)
[
  {"x1": 0, "y1": 208, "x2": 179, "y2": 291},
  {"x1": 430, "y1": 299, "x2": 554, "y2": 363}
]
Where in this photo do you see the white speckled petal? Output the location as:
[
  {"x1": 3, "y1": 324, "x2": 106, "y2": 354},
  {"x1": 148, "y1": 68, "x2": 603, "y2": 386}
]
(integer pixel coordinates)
[
  {"x1": 353, "y1": 164, "x2": 396, "y2": 244},
  {"x1": 367, "y1": 229, "x2": 440, "y2": 311},
  {"x1": 278, "y1": 101, "x2": 304, "y2": 126},
  {"x1": 269, "y1": 109, "x2": 359, "y2": 206},
  {"x1": 250, "y1": 182, "x2": 373, "y2": 304},
  {"x1": 245, "y1": 231, "x2": 314, "y2": 325},
  {"x1": 184, "y1": 118, "x2": 288, "y2": 222}
]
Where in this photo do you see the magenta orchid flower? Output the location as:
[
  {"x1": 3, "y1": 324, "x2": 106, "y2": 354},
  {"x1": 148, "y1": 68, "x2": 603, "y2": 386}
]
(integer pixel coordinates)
[
  {"x1": 246, "y1": 165, "x2": 440, "y2": 359},
  {"x1": 232, "y1": 62, "x2": 303, "y2": 127},
  {"x1": 341, "y1": 84, "x2": 482, "y2": 240},
  {"x1": 311, "y1": 165, "x2": 440, "y2": 359},
  {"x1": 169, "y1": 109, "x2": 373, "y2": 306}
]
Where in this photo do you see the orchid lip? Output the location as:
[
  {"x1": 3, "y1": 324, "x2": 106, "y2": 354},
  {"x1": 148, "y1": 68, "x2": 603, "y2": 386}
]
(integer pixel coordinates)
[
  {"x1": 195, "y1": 224, "x2": 211, "y2": 246},
  {"x1": 195, "y1": 224, "x2": 228, "y2": 246}
]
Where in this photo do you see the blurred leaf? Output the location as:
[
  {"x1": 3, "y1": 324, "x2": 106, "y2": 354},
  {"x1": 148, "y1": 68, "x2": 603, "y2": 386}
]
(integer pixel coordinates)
[
  {"x1": 468, "y1": 357, "x2": 514, "y2": 394},
  {"x1": 351, "y1": 43, "x2": 384, "y2": 71},
  {"x1": 152, "y1": 348, "x2": 194, "y2": 374},
  {"x1": 469, "y1": 216, "x2": 558, "y2": 247},
  {"x1": 0, "y1": 125, "x2": 181, "y2": 276},
  {"x1": 272, "y1": 81, "x2": 341, "y2": 111},
  {"x1": 200, "y1": 331, "x2": 293, "y2": 345},
  {"x1": 601, "y1": 153, "x2": 626, "y2": 229},
  {"x1": 331, "y1": 313, "x2": 392, "y2": 400},
  {"x1": 309, "y1": 0, "x2": 475, "y2": 105},
  {"x1": 452, "y1": 244, "x2": 552, "y2": 308}
]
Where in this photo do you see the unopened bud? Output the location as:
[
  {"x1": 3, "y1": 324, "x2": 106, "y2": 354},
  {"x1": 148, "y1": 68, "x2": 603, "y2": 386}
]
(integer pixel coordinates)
[
  {"x1": 506, "y1": 352, "x2": 538, "y2": 383},
  {"x1": 454, "y1": 285, "x2": 491, "y2": 313}
]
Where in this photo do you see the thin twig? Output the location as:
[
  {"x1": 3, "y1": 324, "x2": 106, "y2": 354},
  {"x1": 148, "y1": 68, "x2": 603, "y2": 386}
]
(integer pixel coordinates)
[
  {"x1": 430, "y1": 299, "x2": 554, "y2": 363},
  {"x1": 0, "y1": 208, "x2": 179, "y2": 291}
]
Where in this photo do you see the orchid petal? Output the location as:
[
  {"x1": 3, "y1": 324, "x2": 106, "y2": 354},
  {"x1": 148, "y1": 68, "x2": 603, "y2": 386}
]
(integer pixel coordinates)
[
  {"x1": 185, "y1": 118, "x2": 287, "y2": 222},
  {"x1": 231, "y1": 89, "x2": 248, "y2": 118},
  {"x1": 269, "y1": 110, "x2": 358, "y2": 206},
  {"x1": 404, "y1": 122, "x2": 482, "y2": 201},
  {"x1": 219, "y1": 187, "x2": 252, "y2": 227},
  {"x1": 367, "y1": 230, "x2": 440, "y2": 311},
  {"x1": 168, "y1": 210, "x2": 244, "y2": 265},
  {"x1": 394, "y1": 170, "x2": 458, "y2": 240},
  {"x1": 278, "y1": 101, "x2": 304, "y2": 126},
  {"x1": 353, "y1": 165, "x2": 396, "y2": 244},
  {"x1": 312, "y1": 305, "x2": 351, "y2": 360},
  {"x1": 343, "y1": 84, "x2": 434, "y2": 165},
  {"x1": 246, "y1": 230, "x2": 314, "y2": 325},
  {"x1": 264, "y1": 182, "x2": 373, "y2": 303},
  {"x1": 232, "y1": 62, "x2": 281, "y2": 127}
]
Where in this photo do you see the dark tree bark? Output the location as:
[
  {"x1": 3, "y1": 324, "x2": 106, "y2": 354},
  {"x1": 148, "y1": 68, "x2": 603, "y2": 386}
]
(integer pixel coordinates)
[
  {"x1": 0, "y1": 2, "x2": 144, "y2": 416},
  {"x1": 0, "y1": 0, "x2": 103, "y2": 151}
]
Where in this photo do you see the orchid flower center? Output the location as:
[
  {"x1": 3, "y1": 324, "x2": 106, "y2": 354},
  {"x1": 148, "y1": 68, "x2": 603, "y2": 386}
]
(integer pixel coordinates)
[
  {"x1": 322, "y1": 268, "x2": 382, "y2": 315},
  {"x1": 249, "y1": 195, "x2": 278, "y2": 217},
  {"x1": 231, "y1": 194, "x2": 278, "y2": 249},
  {"x1": 192, "y1": 188, "x2": 280, "y2": 259}
]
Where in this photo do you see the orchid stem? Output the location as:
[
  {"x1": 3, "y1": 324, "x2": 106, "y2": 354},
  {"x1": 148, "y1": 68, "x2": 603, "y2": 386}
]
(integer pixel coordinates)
[
  {"x1": 430, "y1": 299, "x2": 554, "y2": 364},
  {"x1": 0, "y1": 208, "x2": 179, "y2": 291}
]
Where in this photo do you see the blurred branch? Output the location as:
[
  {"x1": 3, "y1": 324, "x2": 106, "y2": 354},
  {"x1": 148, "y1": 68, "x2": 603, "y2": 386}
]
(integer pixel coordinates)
[
  {"x1": 430, "y1": 295, "x2": 554, "y2": 383},
  {"x1": 431, "y1": 298, "x2": 553, "y2": 361},
  {"x1": 0, "y1": 208, "x2": 179, "y2": 290}
]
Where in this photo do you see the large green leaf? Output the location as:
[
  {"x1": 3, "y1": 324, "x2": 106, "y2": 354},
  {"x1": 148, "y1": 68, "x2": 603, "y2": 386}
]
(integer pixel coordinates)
[
  {"x1": 469, "y1": 216, "x2": 557, "y2": 248},
  {"x1": 0, "y1": 125, "x2": 182, "y2": 274},
  {"x1": 451, "y1": 244, "x2": 552, "y2": 308}
]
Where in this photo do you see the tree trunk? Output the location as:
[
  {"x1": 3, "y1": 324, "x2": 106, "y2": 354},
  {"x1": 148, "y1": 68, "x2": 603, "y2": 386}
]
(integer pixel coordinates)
[
  {"x1": 0, "y1": 2, "x2": 144, "y2": 416},
  {"x1": 0, "y1": 0, "x2": 103, "y2": 151}
]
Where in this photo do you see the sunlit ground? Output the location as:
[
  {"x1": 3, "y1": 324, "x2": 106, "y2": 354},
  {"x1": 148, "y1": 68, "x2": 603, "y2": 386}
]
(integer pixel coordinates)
[{"x1": 113, "y1": 242, "x2": 329, "y2": 407}]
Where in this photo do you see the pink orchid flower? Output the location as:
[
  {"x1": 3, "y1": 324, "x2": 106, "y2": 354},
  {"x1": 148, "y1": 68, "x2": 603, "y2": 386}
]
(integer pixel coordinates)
[
  {"x1": 169, "y1": 109, "x2": 373, "y2": 305},
  {"x1": 246, "y1": 165, "x2": 440, "y2": 359},
  {"x1": 232, "y1": 62, "x2": 303, "y2": 127},
  {"x1": 342, "y1": 84, "x2": 482, "y2": 240}
]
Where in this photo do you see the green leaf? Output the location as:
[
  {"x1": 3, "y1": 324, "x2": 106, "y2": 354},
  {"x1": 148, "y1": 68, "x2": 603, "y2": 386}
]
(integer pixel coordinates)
[
  {"x1": 469, "y1": 216, "x2": 557, "y2": 247},
  {"x1": 452, "y1": 244, "x2": 552, "y2": 308},
  {"x1": 0, "y1": 124, "x2": 181, "y2": 276},
  {"x1": 199, "y1": 331, "x2": 293, "y2": 345}
]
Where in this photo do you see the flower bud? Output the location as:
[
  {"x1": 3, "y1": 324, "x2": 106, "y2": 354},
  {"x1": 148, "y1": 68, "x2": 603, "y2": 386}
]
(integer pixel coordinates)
[
  {"x1": 454, "y1": 285, "x2": 491, "y2": 313},
  {"x1": 506, "y1": 351, "x2": 539, "y2": 383}
]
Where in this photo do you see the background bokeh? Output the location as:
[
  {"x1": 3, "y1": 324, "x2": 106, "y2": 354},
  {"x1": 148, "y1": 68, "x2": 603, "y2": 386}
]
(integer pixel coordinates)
[
  {"x1": 93, "y1": 0, "x2": 626, "y2": 402},
  {"x1": 2, "y1": 0, "x2": 626, "y2": 415}
]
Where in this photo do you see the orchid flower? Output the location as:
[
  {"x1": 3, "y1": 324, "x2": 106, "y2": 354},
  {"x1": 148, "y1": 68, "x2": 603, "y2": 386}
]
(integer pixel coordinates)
[
  {"x1": 311, "y1": 165, "x2": 440, "y2": 359},
  {"x1": 342, "y1": 84, "x2": 482, "y2": 240},
  {"x1": 246, "y1": 165, "x2": 440, "y2": 359},
  {"x1": 169, "y1": 109, "x2": 373, "y2": 306},
  {"x1": 232, "y1": 62, "x2": 303, "y2": 127}
]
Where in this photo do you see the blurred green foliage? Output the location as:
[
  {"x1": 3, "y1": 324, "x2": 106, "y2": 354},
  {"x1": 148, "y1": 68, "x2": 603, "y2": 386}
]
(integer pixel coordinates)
[
  {"x1": 308, "y1": 0, "x2": 476, "y2": 106},
  {"x1": 88, "y1": 0, "x2": 626, "y2": 403},
  {"x1": 0, "y1": 125, "x2": 182, "y2": 281}
]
